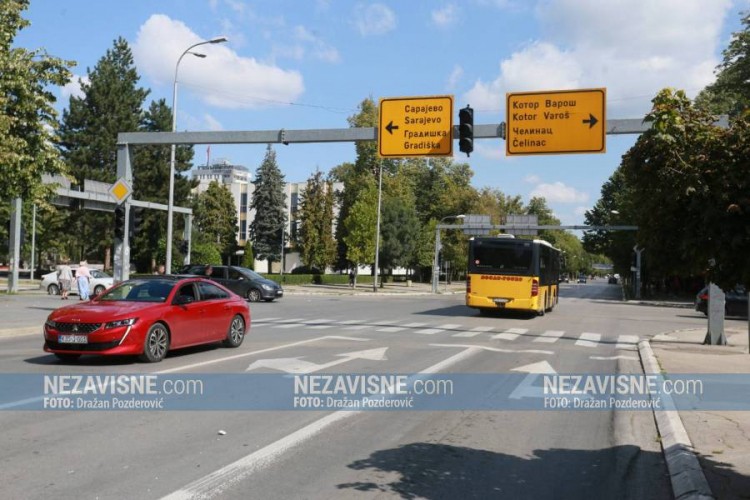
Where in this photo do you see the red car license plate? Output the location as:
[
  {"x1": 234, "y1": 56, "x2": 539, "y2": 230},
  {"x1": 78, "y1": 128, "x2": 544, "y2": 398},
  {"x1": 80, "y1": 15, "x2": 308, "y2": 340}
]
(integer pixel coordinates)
[{"x1": 58, "y1": 334, "x2": 88, "y2": 344}]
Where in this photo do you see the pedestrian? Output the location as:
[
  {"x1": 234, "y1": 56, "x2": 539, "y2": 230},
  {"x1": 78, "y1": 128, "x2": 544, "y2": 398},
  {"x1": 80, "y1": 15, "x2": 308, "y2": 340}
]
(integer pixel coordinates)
[
  {"x1": 205, "y1": 265, "x2": 213, "y2": 277},
  {"x1": 57, "y1": 259, "x2": 73, "y2": 300},
  {"x1": 153, "y1": 264, "x2": 166, "y2": 275},
  {"x1": 349, "y1": 270, "x2": 355, "y2": 288},
  {"x1": 76, "y1": 260, "x2": 92, "y2": 300}
]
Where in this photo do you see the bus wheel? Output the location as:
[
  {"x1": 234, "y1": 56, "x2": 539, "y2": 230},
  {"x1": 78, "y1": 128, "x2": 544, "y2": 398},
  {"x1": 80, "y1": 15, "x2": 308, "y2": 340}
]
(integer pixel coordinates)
[{"x1": 538, "y1": 294, "x2": 546, "y2": 316}]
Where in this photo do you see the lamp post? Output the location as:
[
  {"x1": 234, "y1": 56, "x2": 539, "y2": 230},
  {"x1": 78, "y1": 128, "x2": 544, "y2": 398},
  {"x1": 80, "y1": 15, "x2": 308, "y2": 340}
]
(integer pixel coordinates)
[
  {"x1": 165, "y1": 36, "x2": 227, "y2": 274},
  {"x1": 432, "y1": 214, "x2": 465, "y2": 294},
  {"x1": 373, "y1": 164, "x2": 384, "y2": 292}
]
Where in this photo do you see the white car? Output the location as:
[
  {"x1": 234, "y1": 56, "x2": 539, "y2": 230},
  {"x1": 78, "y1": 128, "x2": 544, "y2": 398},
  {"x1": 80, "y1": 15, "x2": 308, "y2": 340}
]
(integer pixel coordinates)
[{"x1": 40, "y1": 269, "x2": 114, "y2": 297}]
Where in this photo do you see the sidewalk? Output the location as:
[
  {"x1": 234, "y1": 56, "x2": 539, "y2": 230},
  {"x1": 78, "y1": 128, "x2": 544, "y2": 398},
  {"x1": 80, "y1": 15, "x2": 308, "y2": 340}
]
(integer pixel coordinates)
[{"x1": 646, "y1": 326, "x2": 750, "y2": 499}]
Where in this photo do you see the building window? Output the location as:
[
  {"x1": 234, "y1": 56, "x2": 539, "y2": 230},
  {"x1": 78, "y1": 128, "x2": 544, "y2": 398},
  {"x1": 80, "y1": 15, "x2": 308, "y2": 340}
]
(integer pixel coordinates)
[{"x1": 240, "y1": 220, "x2": 247, "y2": 241}]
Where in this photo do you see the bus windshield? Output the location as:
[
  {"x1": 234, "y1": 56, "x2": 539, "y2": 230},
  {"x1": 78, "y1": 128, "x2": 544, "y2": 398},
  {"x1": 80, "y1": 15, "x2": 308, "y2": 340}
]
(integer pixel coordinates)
[{"x1": 469, "y1": 240, "x2": 533, "y2": 275}]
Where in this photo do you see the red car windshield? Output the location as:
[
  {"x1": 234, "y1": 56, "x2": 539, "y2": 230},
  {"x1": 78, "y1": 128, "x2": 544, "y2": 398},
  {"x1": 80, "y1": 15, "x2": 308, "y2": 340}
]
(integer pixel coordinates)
[{"x1": 97, "y1": 280, "x2": 176, "y2": 303}]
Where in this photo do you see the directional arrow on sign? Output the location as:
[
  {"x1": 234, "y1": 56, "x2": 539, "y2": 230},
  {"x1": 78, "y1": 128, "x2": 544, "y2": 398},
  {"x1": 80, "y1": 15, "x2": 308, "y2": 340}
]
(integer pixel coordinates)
[
  {"x1": 245, "y1": 347, "x2": 389, "y2": 374},
  {"x1": 385, "y1": 121, "x2": 399, "y2": 135},
  {"x1": 582, "y1": 113, "x2": 598, "y2": 128}
]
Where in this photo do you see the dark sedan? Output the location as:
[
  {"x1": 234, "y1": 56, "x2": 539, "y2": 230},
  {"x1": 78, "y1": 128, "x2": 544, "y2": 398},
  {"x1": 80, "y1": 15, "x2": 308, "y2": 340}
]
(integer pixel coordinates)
[
  {"x1": 43, "y1": 276, "x2": 249, "y2": 363},
  {"x1": 181, "y1": 264, "x2": 284, "y2": 302},
  {"x1": 695, "y1": 286, "x2": 748, "y2": 317}
]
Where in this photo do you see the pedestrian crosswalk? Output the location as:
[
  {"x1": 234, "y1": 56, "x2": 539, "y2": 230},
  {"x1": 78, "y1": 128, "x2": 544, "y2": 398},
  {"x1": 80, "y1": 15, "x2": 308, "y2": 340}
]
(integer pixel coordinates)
[{"x1": 251, "y1": 317, "x2": 641, "y2": 350}]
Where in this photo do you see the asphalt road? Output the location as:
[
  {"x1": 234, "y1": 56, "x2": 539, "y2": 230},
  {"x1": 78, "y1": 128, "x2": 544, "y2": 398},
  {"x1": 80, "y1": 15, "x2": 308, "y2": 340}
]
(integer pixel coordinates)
[{"x1": 0, "y1": 281, "x2": 718, "y2": 499}]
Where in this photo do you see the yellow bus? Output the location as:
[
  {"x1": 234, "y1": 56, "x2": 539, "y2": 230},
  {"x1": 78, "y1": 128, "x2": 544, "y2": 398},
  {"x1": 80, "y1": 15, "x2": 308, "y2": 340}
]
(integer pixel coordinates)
[{"x1": 466, "y1": 235, "x2": 561, "y2": 316}]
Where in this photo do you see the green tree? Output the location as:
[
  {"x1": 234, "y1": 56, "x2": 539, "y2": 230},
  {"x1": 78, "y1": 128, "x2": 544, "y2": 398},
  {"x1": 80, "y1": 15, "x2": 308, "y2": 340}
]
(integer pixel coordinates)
[
  {"x1": 250, "y1": 145, "x2": 287, "y2": 270},
  {"x1": 343, "y1": 181, "x2": 377, "y2": 273},
  {"x1": 0, "y1": 0, "x2": 73, "y2": 204},
  {"x1": 57, "y1": 37, "x2": 149, "y2": 267},
  {"x1": 380, "y1": 196, "x2": 420, "y2": 274},
  {"x1": 193, "y1": 181, "x2": 237, "y2": 259},
  {"x1": 242, "y1": 242, "x2": 254, "y2": 269},
  {"x1": 131, "y1": 99, "x2": 196, "y2": 271},
  {"x1": 297, "y1": 170, "x2": 336, "y2": 271},
  {"x1": 696, "y1": 12, "x2": 750, "y2": 117}
]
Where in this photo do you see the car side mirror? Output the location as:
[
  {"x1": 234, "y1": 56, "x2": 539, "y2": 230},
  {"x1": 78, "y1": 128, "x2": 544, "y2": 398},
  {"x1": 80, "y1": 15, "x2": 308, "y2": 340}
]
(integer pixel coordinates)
[{"x1": 174, "y1": 295, "x2": 194, "y2": 306}]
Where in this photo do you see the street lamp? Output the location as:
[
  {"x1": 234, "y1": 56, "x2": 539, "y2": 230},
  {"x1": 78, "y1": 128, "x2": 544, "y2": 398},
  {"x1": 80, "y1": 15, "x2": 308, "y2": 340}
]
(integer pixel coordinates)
[
  {"x1": 165, "y1": 36, "x2": 228, "y2": 274},
  {"x1": 432, "y1": 214, "x2": 465, "y2": 294}
]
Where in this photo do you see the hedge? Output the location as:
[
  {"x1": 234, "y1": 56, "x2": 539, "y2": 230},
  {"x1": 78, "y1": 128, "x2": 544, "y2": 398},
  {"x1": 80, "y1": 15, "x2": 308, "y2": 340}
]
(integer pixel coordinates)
[{"x1": 261, "y1": 274, "x2": 375, "y2": 286}]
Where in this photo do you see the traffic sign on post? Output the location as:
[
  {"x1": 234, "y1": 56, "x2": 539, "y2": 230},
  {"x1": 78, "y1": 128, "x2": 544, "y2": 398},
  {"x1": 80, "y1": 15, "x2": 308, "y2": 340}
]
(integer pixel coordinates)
[
  {"x1": 379, "y1": 95, "x2": 453, "y2": 157},
  {"x1": 506, "y1": 88, "x2": 606, "y2": 156},
  {"x1": 109, "y1": 177, "x2": 132, "y2": 204}
]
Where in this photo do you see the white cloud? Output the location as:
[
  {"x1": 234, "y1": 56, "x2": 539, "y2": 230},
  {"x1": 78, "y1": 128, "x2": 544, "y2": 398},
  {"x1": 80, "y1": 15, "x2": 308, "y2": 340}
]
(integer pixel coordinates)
[
  {"x1": 61, "y1": 74, "x2": 89, "y2": 100},
  {"x1": 463, "y1": 0, "x2": 734, "y2": 116},
  {"x1": 353, "y1": 3, "x2": 396, "y2": 36},
  {"x1": 574, "y1": 206, "x2": 589, "y2": 216},
  {"x1": 271, "y1": 26, "x2": 340, "y2": 63},
  {"x1": 446, "y1": 65, "x2": 463, "y2": 90},
  {"x1": 524, "y1": 174, "x2": 540, "y2": 184},
  {"x1": 432, "y1": 5, "x2": 458, "y2": 28},
  {"x1": 474, "y1": 142, "x2": 509, "y2": 161},
  {"x1": 204, "y1": 114, "x2": 224, "y2": 131},
  {"x1": 132, "y1": 14, "x2": 304, "y2": 109},
  {"x1": 530, "y1": 181, "x2": 588, "y2": 203}
]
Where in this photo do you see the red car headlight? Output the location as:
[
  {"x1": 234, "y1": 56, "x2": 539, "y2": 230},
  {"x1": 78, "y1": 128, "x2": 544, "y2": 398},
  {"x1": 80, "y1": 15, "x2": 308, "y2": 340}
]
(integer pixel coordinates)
[{"x1": 105, "y1": 318, "x2": 138, "y2": 329}]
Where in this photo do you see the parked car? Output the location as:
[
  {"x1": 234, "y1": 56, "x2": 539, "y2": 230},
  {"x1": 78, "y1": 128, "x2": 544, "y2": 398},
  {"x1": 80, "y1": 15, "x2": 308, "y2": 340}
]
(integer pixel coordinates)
[
  {"x1": 695, "y1": 286, "x2": 748, "y2": 317},
  {"x1": 577, "y1": 274, "x2": 587, "y2": 284},
  {"x1": 43, "y1": 276, "x2": 249, "y2": 363},
  {"x1": 608, "y1": 276, "x2": 618, "y2": 284},
  {"x1": 41, "y1": 268, "x2": 114, "y2": 297},
  {"x1": 180, "y1": 264, "x2": 284, "y2": 302}
]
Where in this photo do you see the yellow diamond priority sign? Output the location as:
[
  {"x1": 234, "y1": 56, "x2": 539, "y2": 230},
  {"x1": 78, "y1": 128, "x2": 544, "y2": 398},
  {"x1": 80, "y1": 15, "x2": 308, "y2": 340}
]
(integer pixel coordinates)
[
  {"x1": 506, "y1": 88, "x2": 606, "y2": 156},
  {"x1": 379, "y1": 95, "x2": 453, "y2": 157},
  {"x1": 109, "y1": 178, "x2": 132, "y2": 204}
]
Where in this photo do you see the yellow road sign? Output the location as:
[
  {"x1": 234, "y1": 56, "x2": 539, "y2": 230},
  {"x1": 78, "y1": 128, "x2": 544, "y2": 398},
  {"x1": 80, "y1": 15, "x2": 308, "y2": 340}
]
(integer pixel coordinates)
[
  {"x1": 379, "y1": 95, "x2": 453, "y2": 157},
  {"x1": 506, "y1": 88, "x2": 606, "y2": 156},
  {"x1": 109, "y1": 178, "x2": 132, "y2": 204}
]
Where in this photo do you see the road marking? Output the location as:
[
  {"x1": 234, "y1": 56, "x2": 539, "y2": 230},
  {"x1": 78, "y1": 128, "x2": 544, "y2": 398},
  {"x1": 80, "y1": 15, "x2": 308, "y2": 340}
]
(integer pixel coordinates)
[
  {"x1": 415, "y1": 328, "x2": 443, "y2": 335},
  {"x1": 590, "y1": 355, "x2": 639, "y2": 361},
  {"x1": 616, "y1": 335, "x2": 640, "y2": 350},
  {"x1": 154, "y1": 336, "x2": 371, "y2": 374},
  {"x1": 436, "y1": 323, "x2": 462, "y2": 331},
  {"x1": 162, "y1": 346, "x2": 483, "y2": 499},
  {"x1": 491, "y1": 328, "x2": 528, "y2": 341},
  {"x1": 271, "y1": 318, "x2": 305, "y2": 329},
  {"x1": 376, "y1": 326, "x2": 406, "y2": 332},
  {"x1": 401, "y1": 322, "x2": 428, "y2": 328},
  {"x1": 246, "y1": 347, "x2": 389, "y2": 373},
  {"x1": 533, "y1": 330, "x2": 565, "y2": 343},
  {"x1": 306, "y1": 319, "x2": 335, "y2": 330},
  {"x1": 343, "y1": 325, "x2": 371, "y2": 331},
  {"x1": 338, "y1": 319, "x2": 366, "y2": 325},
  {"x1": 253, "y1": 317, "x2": 281, "y2": 324},
  {"x1": 453, "y1": 326, "x2": 493, "y2": 338},
  {"x1": 430, "y1": 344, "x2": 554, "y2": 355},
  {"x1": 575, "y1": 332, "x2": 601, "y2": 348}
]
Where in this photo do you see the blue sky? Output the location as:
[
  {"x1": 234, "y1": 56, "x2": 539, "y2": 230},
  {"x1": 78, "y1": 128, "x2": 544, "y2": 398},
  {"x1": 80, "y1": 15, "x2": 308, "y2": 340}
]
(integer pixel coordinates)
[{"x1": 14, "y1": 0, "x2": 749, "y2": 226}]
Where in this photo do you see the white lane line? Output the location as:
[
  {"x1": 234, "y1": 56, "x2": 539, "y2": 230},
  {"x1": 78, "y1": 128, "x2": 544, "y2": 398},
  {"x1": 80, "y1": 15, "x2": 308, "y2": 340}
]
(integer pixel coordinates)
[
  {"x1": 616, "y1": 335, "x2": 640, "y2": 350},
  {"x1": 436, "y1": 323, "x2": 462, "y2": 331},
  {"x1": 415, "y1": 328, "x2": 444, "y2": 335},
  {"x1": 338, "y1": 319, "x2": 366, "y2": 325},
  {"x1": 253, "y1": 317, "x2": 281, "y2": 324},
  {"x1": 491, "y1": 328, "x2": 528, "y2": 341},
  {"x1": 401, "y1": 322, "x2": 428, "y2": 328},
  {"x1": 307, "y1": 325, "x2": 335, "y2": 330},
  {"x1": 453, "y1": 326, "x2": 493, "y2": 338},
  {"x1": 575, "y1": 332, "x2": 601, "y2": 348},
  {"x1": 305, "y1": 319, "x2": 335, "y2": 330},
  {"x1": 590, "y1": 355, "x2": 639, "y2": 361},
  {"x1": 533, "y1": 330, "x2": 565, "y2": 343},
  {"x1": 376, "y1": 327, "x2": 406, "y2": 333},
  {"x1": 430, "y1": 343, "x2": 554, "y2": 355},
  {"x1": 155, "y1": 336, "x2": 371, "y2": 374},
  {"x1": 271, "y1": 318, "x2": 305, "y2": 329},
  {"x1": 161, "y1": 347, "x2": 483, "y2": 500},
  {"x1": 343, "y1": 325, "x2": 371, "y2": 331}
]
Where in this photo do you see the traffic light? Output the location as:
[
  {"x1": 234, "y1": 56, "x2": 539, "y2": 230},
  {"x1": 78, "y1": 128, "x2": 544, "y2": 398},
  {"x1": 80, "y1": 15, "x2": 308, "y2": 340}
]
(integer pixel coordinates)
[
  {"x1": 458, "y1": 105, "x2": 474, "y2": 156},
  {"x1": 114, "y1": 206, "x2": 126, "y2": 240},
  {"x1": 129, "y1": 207, "x2": 144, "y2": 240}
]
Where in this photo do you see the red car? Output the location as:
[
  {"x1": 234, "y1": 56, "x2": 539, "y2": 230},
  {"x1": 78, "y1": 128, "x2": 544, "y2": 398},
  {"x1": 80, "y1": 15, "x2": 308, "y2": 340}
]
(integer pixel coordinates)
[{"x1": 43, "y1": 276, "x2": 250, "y2": 363}]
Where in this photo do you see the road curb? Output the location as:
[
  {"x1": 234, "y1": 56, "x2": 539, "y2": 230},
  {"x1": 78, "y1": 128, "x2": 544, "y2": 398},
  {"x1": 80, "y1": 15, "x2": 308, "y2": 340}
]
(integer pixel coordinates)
[{"x1": 638, "y1": 339, "x2": 714, "y2": 500}]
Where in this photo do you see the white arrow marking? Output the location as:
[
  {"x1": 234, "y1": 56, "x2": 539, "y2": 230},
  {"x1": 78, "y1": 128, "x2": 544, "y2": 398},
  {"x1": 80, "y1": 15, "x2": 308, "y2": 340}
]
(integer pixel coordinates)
[
  {"x1": 508, "y1": 361, "x2": 557, "y2": 400},
  {"x1": 246, "y1": 347, "x2": 388, "y2": 374}
]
